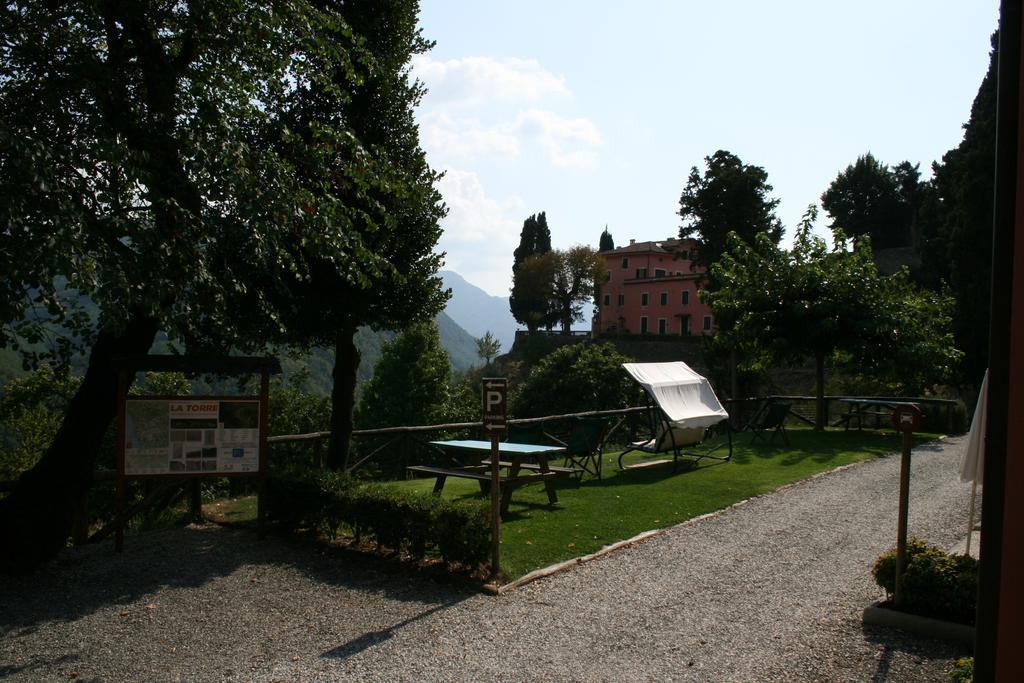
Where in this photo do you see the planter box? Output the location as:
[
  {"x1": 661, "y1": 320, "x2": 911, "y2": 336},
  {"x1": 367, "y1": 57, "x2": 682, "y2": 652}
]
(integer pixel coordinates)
[{"x1": 862, "y1": 601, "x2": 975, "y2": 647}]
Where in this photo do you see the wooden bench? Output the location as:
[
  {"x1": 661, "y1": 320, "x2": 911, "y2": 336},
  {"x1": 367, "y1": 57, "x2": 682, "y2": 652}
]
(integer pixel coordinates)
[{"x1": 480, "y1": 459, "x2": 580, "y2": 476}]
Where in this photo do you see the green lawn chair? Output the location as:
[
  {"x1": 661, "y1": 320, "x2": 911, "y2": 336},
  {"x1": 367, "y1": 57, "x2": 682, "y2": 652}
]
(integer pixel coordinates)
[
  {"x1": 562, "y1": 415, "x2": 612, "y2": 480},
  {"x1": 505, "y1": 422, "x2": 564, "y2": 447},
  {"x1": 745, "y1": 401, "x2": 791, "y2": 446}
]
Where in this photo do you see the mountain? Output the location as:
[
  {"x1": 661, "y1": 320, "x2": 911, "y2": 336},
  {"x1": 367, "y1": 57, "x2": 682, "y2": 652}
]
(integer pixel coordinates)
[{"x1": 440, "y1": 271, "x2": 516, "y2": 352}]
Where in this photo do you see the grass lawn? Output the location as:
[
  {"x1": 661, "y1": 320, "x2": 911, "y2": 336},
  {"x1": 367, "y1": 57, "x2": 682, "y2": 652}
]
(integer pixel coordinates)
[{"x1": 387, "y1": 427, "x2": 939, "y2": 579}]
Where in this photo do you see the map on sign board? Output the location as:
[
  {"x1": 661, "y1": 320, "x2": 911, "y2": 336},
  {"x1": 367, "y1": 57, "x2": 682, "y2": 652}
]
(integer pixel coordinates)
[{"x1": 124, "y1": 399, "x2": 261, "y2": 476}]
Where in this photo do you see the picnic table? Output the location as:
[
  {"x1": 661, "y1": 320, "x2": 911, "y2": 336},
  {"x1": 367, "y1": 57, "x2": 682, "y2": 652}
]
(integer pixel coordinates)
[
  {"x1": 834, "y1": 398, "x2": 921, "y2": 431},
  {"x1": 409, "y1": 439, "x2": 574, "y2": 516}
]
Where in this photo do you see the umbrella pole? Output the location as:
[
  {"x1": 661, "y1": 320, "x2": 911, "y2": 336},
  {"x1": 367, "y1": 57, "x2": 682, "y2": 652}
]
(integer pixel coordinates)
[{"x1": 966, "y1": 478, "x2": 978, "y2": 556}]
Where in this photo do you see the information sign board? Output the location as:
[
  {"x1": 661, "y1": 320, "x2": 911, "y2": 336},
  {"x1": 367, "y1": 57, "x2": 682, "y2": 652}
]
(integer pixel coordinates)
[{"x1": 123, "y1": 398, "x2": 261, "y2": 476}]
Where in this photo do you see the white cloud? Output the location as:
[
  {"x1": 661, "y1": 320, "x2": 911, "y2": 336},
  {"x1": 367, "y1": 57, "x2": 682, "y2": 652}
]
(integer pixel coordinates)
[
  {"x1": 435, "y1": 168, "x2": 522, "y2": 296},
  {"x1": 412, "y1": 55, "x2": 570, "y2": 106},
  {"x1": 512, "y1": 108, "x2": 601, "y2": 169},
  {"x1": 419, "y1": 112, "x2": 521, "y2": 159}
]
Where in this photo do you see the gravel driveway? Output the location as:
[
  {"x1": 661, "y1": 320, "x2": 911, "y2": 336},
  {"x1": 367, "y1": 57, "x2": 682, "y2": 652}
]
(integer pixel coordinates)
[{"x1": 0, "y1": 435, "x2": 975, "y2": 681}]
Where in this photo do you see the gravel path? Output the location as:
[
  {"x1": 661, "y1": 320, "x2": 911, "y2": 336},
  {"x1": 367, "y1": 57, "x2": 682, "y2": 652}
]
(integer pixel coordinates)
[{"x1": 1, "y1": 436, "x2": 975, "y2": 681}]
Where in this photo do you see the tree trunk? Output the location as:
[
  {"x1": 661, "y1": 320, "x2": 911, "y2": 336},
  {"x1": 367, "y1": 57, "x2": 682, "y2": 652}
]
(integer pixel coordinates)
[
  {"x1": 0, "y1": 314, "x2": 159, "y2": 574},
  {"x1": 815, "y1": 350, "x2": 826, "y2": 431},
  {"x1": 327, "y1": 325, "x2": 360, "y2": 470}
]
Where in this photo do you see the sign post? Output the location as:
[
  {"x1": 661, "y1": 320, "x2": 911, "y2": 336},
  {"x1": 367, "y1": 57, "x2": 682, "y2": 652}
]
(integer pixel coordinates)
[
  {"x1": 891, "y1": 403, "x2": 923, "y2": 609},
  {"x1": 482, "y1": 377, "x2": 507, "y2": 581}
]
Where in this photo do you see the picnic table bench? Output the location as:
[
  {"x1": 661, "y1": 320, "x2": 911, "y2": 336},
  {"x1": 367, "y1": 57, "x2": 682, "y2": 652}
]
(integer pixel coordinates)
[
  {"x1": 833, "y1": 398, "x2": 921, "y2": 431},
  {"x1": 408, "y1": 440, "x2": 573, "y2": 516}
]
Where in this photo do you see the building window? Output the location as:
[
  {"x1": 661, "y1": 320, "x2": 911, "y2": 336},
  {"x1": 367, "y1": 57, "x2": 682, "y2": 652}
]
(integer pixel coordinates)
[
  {"x1": 640, "y1": 316, "x2": 648, "y2": 334},
  {"x1": 641, "y1": 292, "x2": 649, "y2": 306},
  {"x1": 682, "y1": 290, "x2": 690, "y2": 305},
  {"x1": 635, "y1": 267, "x2": 648, "y2": 279},
  {"x1": 681, "y1": 314, "x2": 691, "y2": 336},
  {"x1": 603, "y1": 294, "x2": 610, "y2": 306},
  {"x1": 622, "y1": 257, "x2": 629, "y2": 269},
  {"x1": 655, "y1": 268, "x2": 666, "y2": 278},
  {"x1": 680, "y1": 249, "x2": 690, "y2": 260},
  {"x1": 658, "y1": 318, "x2": 667, "y2": 335},
  {"x1": 703, "y1": 315, "x2": 713, "y2": 331},
  {"x1": 659, "y1": 292, "x2": 668, "y2": 306},
  {"x1": 617, "y1": 293, "x2": 624, "y2": 306}
]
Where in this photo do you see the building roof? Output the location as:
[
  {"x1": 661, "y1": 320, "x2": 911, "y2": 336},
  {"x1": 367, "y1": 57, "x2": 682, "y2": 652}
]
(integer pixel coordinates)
[{"x1": 601, "y1": 237, "x2": 691, "y2": 255}]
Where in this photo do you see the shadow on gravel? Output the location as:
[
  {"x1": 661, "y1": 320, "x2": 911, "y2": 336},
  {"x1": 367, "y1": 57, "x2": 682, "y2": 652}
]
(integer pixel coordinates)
[
  {"x1": 321, "y1": 602, "x2": 450, "y2": 659},
  {"x1": 860, "y1": 622, "x2": 969, "y2": 682},
  {"x1": 0, "y1": 524, "x2": 475, "y2": 633}
]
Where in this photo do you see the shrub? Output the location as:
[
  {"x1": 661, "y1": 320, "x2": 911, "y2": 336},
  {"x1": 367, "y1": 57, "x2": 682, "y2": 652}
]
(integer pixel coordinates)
[
  {"x1": 872, "y1": 537, "x2": 978, "y2": 624},
  {"x1": 950, "y1": 657, "x2": 973, "y2": 683},
  {"x1": 266, "y1": 469, "x2": 491, "y2": 570},
  {"x1": 510, "y1": 342, "x2": 639, "y2": 418}
]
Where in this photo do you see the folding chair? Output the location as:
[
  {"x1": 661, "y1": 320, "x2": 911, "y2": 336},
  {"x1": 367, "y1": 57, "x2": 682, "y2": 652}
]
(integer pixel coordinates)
[
  {"x1": 562, "y1": 415, "x2": 612, "y2": 480},
  {"x1": 745, "y1": 401, "x2": 791, "y2": 446}
]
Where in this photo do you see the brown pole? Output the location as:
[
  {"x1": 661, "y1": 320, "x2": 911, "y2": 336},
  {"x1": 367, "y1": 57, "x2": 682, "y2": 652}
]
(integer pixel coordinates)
[
  {"x1": 490, "y1": 433, "x2": 501, "y2": 581},
  {"x1": 115, "y1": 370, "x2": 128, "y2": 553},
  {"x1": 894, "y1": 428, "x2": 913, "y2": 608},
  {"x1": 258, "y1": 369, "x2": 269, "y2": 537}
]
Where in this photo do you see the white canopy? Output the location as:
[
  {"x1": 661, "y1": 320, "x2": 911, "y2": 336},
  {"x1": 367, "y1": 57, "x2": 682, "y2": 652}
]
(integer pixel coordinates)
[{"x1": 623, "y1": 361, "x2": 729, "y2": 429}]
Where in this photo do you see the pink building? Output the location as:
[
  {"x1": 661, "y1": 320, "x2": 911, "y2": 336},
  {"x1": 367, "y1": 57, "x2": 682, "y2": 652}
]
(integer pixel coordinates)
[{"x1": 592, "y1": 237, "x2": 715, "y2": 336}]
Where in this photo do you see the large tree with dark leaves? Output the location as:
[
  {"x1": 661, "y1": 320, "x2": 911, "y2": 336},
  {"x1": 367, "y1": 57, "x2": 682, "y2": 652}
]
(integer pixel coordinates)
[
  {"x1": 678, "y1": 150, "x2": 783, "y2": 288},
  {"x1": 264, "y1": 0, "x2": 448, "y2": 469},
  {"x1": 821, "y1": 153, "x2": 913, "y2": 250},
  {"x1": 509, "y1": 211, "x2": 553, "y2": 330},
  {"x1": 917, "y1": 31, "x2": 997, "y2": 387},
  {"x1": 0, "y1": 0, "x2": 442, "y2": 571}
]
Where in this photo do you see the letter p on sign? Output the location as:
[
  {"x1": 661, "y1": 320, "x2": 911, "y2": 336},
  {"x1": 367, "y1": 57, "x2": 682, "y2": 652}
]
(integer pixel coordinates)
[{"x1": 482, "y1": 377, "x2": 507, "y2": 435}]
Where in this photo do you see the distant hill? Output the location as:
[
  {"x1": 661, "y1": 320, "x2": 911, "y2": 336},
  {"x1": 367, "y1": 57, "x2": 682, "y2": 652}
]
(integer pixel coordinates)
[
  {"x1": 440, "y1": 271, "x2": 516, "y2": 352},
  {"x1": 0, "y1": 290, "x2": 481, "y2": 397}
]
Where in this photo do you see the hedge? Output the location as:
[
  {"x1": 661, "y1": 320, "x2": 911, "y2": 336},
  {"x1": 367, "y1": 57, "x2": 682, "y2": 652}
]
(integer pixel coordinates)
[{"x1": 265, "y1": 469, "x2": 490, "y2": 570}]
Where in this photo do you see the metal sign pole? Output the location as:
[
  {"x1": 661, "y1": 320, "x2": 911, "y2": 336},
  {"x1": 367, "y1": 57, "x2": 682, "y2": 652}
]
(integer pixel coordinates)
[
  {"x1": 482, "y1": 378, "x2": 507, "y2": 582},
  {"x1": 891, "y1": 404, "x2": 922, "y2": 609}
]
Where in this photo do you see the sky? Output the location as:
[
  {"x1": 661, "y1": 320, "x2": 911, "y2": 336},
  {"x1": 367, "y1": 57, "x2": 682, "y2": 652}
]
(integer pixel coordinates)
[{"x1": 412, "y1": 1, "x2": 999, "y2": 298}]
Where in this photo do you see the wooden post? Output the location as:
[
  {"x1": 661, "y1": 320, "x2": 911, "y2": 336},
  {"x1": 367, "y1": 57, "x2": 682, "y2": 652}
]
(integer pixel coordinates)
[
  {"x1": 481, "y1": 378, "x2": 508, "y2": 582},
  {"x1": 115, "y1": 369, "x2": 128, "y2": 553},
  {"x1": 258, "y1": 369, "x2": 269, "y2": 537},
  {"x1": 894, "y1": 428, "x2": 913, "y2": 608},
  {"x1": 891, "y1": 404, "x2": 922, "y2": 609},
  {"x1": 189, "y1": 480, "x2": 202, "y2": 521},
  {"x1": 490, "y1": 433, "x2": 501, "y2": 580}
]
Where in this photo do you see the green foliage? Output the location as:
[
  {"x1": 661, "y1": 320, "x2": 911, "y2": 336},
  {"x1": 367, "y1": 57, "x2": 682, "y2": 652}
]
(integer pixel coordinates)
[
  {"x1": 512, "y1": 211, "x2": 553, "y2": 268},
  {"x1": 268, "y1": 374, "x2": 332, "y2": 438},
  {"x1": 951, "y1": 657, "x2": 974, "y2": 683},
  {"x1": 265, "y1": 468, "x2": 490, "y2": 569},
  {"x1": 707, "y1": 207, "x2": 962, "y2": 423},
  {"x1": 599, "y1": 226, "x2": 615, "y2": 251},
  {"x1": 821, "y1": 153, "x2": 913, "y2": 249},
  {"x1": 510, "y1": 247, "x2": 607, "y2": 333},
  {"x1": 510, "y1": 212, "x2": 554, "y2": 329},
  {"x1": 872, "y1": 537, "x2": 979, "y2": 624},
  {"x1": 917, "y1": 32, "x2": 997, "y2": 386},
  {"x1": 678, "y1": 150, "x2": 784, "y2": 286},
  {"x1": 475, "y1": 331, "x2": 501, "y2": 367},
  {"x1": 356, "y1": 321, "x2": 453, "y2": 430},
  {"x1": 510, "y1": 343, "x2": 637, "y2": 418},
  {"x1": 0, "y1": 365, "x2": 80, "y2": 482}
]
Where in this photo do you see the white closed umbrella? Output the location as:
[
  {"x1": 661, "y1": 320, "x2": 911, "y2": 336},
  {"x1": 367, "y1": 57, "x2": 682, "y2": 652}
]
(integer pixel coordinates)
[{"x1": 960, "y1": 369, "x2": 988, "y2": 554}]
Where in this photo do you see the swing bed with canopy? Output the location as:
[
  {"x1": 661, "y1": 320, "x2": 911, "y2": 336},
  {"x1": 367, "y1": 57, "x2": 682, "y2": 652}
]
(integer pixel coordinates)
[{"x1": 618, "y1": 362, "x2": 733, "y2": 472}]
